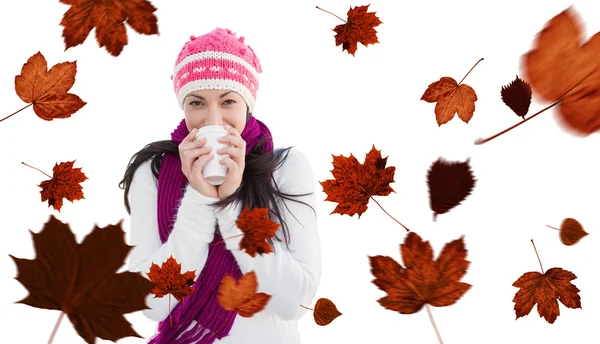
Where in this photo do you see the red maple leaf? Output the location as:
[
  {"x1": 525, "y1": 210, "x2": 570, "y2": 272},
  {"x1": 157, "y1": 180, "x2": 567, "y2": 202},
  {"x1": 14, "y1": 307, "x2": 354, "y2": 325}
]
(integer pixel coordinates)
[
  {"x1": 146, "y1": 255, "x2": 195, "y2": 302},
  {"x1": 235, "y1": 207, "x2": 280, "y2": 257},
  {"x1": 331, "y1": 4, "x2": 382, "y2": 56},
  {"x1": 38, "y1": 160, "x2": 88, "y2": 212}
]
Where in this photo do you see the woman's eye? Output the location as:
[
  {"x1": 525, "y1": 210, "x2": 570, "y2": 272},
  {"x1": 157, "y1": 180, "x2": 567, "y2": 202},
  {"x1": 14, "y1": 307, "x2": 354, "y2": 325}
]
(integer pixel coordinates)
[
  {"x1": 224, "y1": 99, "x2": 236, "y2": 105},
  {"x1": 189, "y1": 100, "x2": 202, "y2": 106}
]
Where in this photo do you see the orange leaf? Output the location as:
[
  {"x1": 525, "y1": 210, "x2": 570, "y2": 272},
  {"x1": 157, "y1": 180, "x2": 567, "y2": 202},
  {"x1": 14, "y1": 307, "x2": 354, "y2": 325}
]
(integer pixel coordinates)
[
  {"x1": 9, "y1": 215, "x2": 154, "y2": 344},
  {"x1": 39, "y1": 160, "x2": 88, "y2": 212},
  {"x1": 319, "y1": 145, "x2": 395, "y2": 218},
  {"x1": 146, "y1": 255, "x2": 195, "y2": 302},
  {"x1": 368, "y1": 232, "x2": 471, "y2": 314},
  {"x1": 522, "y1": 6, "x2": 600, "y2": 135},
  {"x1": 236, "y1": 207, "x2": 280, "y2": 257},
  {"x1": 421, "y1": 76, "x2": 477, "y2": 126},
  {"x1": 513, "y1": 267, "x2": 581, "y2": 324},
  {"x1": 217, "y1": 271, "x2": 271, "y2": 317},
  {"x1": 59, "y1": 0, "x2": 159, "y2": 57},
  {"x1": 333, "y1": 5, "x2": 382, "y2": 56},
  {"x1": 548, "y1": 218, "x2": 589, "y2": 246},
  {"x1": 501, "y1": 75, "x2": 532, "y2": 119},
  {"x1": 427, "y1": 157, "x2": 476, "y2": 221},
  {"x1": 14, "y1": 52, "x2": 86, "y2": 120},
  {"x1": 313, "y1": 298, "x2": 342, "y2": 326}
]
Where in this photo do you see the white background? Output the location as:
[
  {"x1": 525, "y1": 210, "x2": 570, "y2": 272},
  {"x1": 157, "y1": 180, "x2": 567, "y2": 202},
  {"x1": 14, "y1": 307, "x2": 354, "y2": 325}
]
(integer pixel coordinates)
[{"x1": 1, "y1": 0, "x2": 599, "y2": 343}]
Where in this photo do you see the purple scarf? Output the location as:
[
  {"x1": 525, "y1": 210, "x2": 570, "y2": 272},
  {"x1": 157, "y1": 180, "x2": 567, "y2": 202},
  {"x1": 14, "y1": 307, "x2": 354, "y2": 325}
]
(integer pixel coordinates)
[{"x1": 148, "y1": 115, "x2": 273, "y2": 343}]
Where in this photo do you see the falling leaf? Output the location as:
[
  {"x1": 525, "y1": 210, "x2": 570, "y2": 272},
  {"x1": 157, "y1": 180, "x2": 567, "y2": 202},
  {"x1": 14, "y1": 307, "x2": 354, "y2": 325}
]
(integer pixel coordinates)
[
  {"x1": 523, "y1": 6, "x2": 600, "y2": 135},
  {"x1": 146, "y1": 255, "x2": 195, "y2": 302},
  {"x1": 547, "y1": 218, "x2": 589, "y2": 246},
  {"x1": 217, "y1": 271, "x2": 271, "y2": 317},
  {"x1": 235, "y1": 207, "x2": 280, "y2": 257},
  {"x1": 421, "y1": 77, "x2": 477, "y2": 125},
  {"x1": 320, "y1": 145, "x2": 395, "y2": 218},
  {"x1": 59, "y1": 0, "x2": 159, "y2": 57},
  {"x1": 39, "y1": 160, "x2": 88, "y2": 212},
  {"x1": 9, "y1": 215, "x2": 153, "y2": 344},
  {"x1": 332, "y1": 5, "x2": 382, "y2": 56},
  {"x1": 513, "y1": 267, "x2": 581, "y2": 324},
  {"x1": 427, "y1": 157, "x2": 476, "y2": 221},
  {"x1": 313, "y1": 298, "x2": 342, "y2": 326},
  {"x1": 501, "y1": 75, "x2": 532, "y2": 118},
  {"x1": 14, "y1": 52, "x2": 86, "y2": 120},
  {"x1": 368, "y1": 232, "x2": 471, "y2": 314}
]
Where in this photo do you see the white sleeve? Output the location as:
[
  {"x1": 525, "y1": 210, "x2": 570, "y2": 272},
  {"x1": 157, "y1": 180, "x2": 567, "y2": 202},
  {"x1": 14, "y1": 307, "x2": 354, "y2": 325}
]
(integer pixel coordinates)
[
  {"x1": 127, "y1": 159, "x2": 220, "y2": 322},
  {"x1": 215, "y1": 148, "x2": 322, "y2": 321}
]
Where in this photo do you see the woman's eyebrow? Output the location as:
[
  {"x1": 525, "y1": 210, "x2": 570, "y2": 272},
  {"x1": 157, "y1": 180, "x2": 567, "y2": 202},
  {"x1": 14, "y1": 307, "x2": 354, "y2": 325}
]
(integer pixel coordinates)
[{"x1": 186, "y1": 91, "x2": 233, "y2": 100}]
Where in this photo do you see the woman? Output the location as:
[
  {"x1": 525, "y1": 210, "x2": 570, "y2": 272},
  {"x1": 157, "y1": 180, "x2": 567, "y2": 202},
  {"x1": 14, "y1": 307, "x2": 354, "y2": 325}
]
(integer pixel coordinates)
[{"x1": 119, "y1": 27, "x2": 322, "y2": 343}]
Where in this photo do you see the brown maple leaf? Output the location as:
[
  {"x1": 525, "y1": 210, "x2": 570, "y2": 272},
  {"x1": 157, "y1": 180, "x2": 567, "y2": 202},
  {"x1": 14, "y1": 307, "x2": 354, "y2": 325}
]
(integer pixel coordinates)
[
  {"x1": 427, "y1": 157, "x2": 476, "y2": 221},
  {"x1": 9, "y1": 215, "x2": 153, "y2": 344},
  {"x1": 13, "y1": 52, "x2": 86, "y2": 121},
  {"x1": 146, "y1": 255, "x2": 195, "y2": 302},
  {"x1": 523, "y1": 6, "x2": 600, "y2": 135},
  {"x1": 59, "y1": 0, "x2": 159, "y2": 57},
  {"x1": 235, "y1": 207, "x2": 280, "y2": 257},
  {"x1": 369, "y1": 232, "x2": 471, "y2": 314},
  {"x1": 217, "y1": 271, "x2": 271, "y2": 317},
  {"x1": 546, "y1": 218, "x2": 589, "y2": 246},
  {"x1": 313, "y1": 298, "x2": 342, "y2": 326},
  {"x1": 421, "y1": 76, "x2": 478, "y2": 126},
  {"x1": 320, "y1": 145, "x2": 395, "y2": 219},
  {"x1": 513, "y1": 267, "x2": 581, "y2": 324},
  {"x1": 501, "y1": 75, "x2": 532, "y2": 118},
  {"x1": 330, "y1": 5, "x2": 382, "y2": 56},
  {"x1": 38, "y1": 160, "x2": 88, "y2": 212}
]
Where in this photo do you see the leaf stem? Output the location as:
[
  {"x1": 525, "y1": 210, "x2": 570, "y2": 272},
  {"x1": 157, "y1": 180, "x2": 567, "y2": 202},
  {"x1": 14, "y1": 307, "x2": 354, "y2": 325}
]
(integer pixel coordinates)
[
  {"x1": 47, "y1": 311, "x2": 64, "y2": 344},
  {"x1": 210, "y1": 233, "x2": 244, "y2": 247},
  {"x1": 300, "y1": 304, "x2": 314, "y2": 310},
  {"x1": 0, "y1": 103, "x2": 32, "y2": 123},
  {"x1": 426, "y1": 305, "x2": 444, "y2": 344},
  {"x1": 22, "y1": 162, "x2": 52, "y2": 178},
  {"x1": 369, "y1": 196, "x2": 410, "y2": 232},
  {"x1": 457, "y1": 58, "x2": 484, "y2": 85},
  {"x1": 530, "y1": 239, "x2": 544, "y2": 273},
  {"x1": 545, "y1": 224, "x2": 560, "y2": 231},
  {"x1": 316, "y1": 6, "x2": 346, "y2": 23}
]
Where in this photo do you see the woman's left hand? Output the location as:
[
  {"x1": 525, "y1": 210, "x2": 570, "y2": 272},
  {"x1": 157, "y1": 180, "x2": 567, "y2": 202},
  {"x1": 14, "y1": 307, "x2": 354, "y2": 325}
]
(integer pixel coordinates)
[{"x1": 216, "y1": 125, "x2": 246, "y2": 199}]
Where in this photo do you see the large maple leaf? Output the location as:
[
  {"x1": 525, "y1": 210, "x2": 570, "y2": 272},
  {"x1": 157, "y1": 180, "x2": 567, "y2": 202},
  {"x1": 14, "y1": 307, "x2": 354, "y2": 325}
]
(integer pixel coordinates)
[
  {"x1": 9, "y1": 215, "x2": 153, "y2": 344},
  {"x1": 217, "y1": 271, "x2": 271, "y2": 317},
  {"x1": 59, "y1": 0, "x2": 159, "y2": 57},
  {"x1": 368, "y1": 232, "x2": 471, "y2": 314},
  {"x1": 14, "y1": 52, "x2": 86, "y2": 120},
  {"x1": 332, "y1": 4, "x2": 382, "y2": 56},
  {"x1": 522, "y1": 6, "x2": 600, "y2": 135},
  {"x1": 513, "y1": 267, "x2": 581, "y2": 324},
  {"x1": 319, "y1": 145, "x2": 395, "y2": 218},
  {"x1": 39, "y1": 160, "x2": 88, "y2": 212},
  {"x1": 235, "y1": 207, "x2": 280, "y2": 257},
  {"x1": 147, "y1": 255, "x2": 195, "y2": 302}
]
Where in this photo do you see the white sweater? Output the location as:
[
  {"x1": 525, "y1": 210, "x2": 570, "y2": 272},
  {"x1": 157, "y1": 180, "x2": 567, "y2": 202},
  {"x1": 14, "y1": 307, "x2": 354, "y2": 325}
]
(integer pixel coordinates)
[{"x1": 127, "y1": 148, "x2": 322, "y2": 344}]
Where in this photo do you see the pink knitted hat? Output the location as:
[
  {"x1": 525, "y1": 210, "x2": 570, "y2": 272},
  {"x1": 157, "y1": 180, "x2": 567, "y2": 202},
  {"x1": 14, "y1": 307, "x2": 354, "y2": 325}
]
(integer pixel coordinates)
[{"x1": 171, "y1": 28, "x2": 263, "y2": 112}]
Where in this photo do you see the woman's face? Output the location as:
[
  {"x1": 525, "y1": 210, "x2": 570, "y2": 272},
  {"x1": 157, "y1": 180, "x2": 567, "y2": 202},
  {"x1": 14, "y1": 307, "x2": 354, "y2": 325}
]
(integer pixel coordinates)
[{"x1": 183, "y1": 89, "x2": 247, "y2": 133}]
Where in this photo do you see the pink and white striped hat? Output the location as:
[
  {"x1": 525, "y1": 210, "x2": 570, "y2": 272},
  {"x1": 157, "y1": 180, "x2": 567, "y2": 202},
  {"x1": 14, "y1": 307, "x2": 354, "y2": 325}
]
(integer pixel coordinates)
[{"x1": 171, "y1": 28, "x2": 262, "y2": 112}]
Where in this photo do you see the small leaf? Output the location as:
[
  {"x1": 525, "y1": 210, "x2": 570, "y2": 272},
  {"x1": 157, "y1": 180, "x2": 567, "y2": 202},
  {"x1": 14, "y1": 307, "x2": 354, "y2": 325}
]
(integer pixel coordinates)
[
  {"x1": 146, "y1": 255, "x2": 196, "y2": 302},
  {"x1": 236, "y1": 207, "x2": 280, "y2": 257},
  {"x1": 559, "y1": 218, "x2": 588, "y2": 246},
  {"x1": 39, "y1": 160, "x2": 88, "y2": 212},
  {"x1": 313, "y1": 298, "x2": 342, "y2": 326},
  {"x1": 421, "y1": 77, "x2": 478, "y2": 126},
  {"x1": 501, "y1": 75, "x2": 532, "y2": 118},
  {"x1": 332, "y1": 5, "x2": 382, "y2": 56},
  {"x1": 217, "y1": 271, "x2": 271, "y2": 317},
  {"x1": 427, "y1": 157, "x2": 476, "y2": 221}
]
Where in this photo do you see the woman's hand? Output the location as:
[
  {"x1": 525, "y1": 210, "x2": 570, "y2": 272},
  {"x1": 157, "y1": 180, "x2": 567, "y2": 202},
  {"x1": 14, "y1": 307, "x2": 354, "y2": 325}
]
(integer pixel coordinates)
[
  {"x1": 178, "y1": 128, "x2": 219, "y2": 198},
  {"x1": 216, "y1": 125, "x2": 247, "y2": 199}
]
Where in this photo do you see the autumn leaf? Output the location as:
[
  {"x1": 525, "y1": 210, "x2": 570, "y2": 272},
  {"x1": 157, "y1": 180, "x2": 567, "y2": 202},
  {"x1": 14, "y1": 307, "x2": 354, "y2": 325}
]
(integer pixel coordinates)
[
  {"x1": 35, "y1": 160, "x2": 88, "y2": 212},
  {"x1": 59, "y1": 0, "x2": 159, "y2": 57},
  {"x1": 217, "y1": 271, "x2": 271, "y2": 317},
  {"x1": 317, "y1": 5, "x2": 382, "y2": 56},
  {"x1": 235, "y1": 207, "x2": 279, "y2": 257},
  {"x1": 9, "y1": 52, "x2": 86, "y2": 122},
  {"x1": 547, "y1": 218, "x2": 589, "y2": 246},
  {"x1": 313, "y1": 298, "x2": 342, "y2": 326},
  {"x1": 523, "y1": 6, "x2": 600, "y2": 135},
  {"x1": 427, "y1": 157, "x2": 476, "y2": 221},
  {"x1": 368, "y1": 232, "x2": 471, "y2": 314},
  {"x1": 146, "y1": 255, "x2": 195, "y2": 302},
  {"x1": 9, "y1": 215, "x2": 153, "y2": 344},
  {"x1": 501, "y1": 75, "x2": 532, "y2": 118}
]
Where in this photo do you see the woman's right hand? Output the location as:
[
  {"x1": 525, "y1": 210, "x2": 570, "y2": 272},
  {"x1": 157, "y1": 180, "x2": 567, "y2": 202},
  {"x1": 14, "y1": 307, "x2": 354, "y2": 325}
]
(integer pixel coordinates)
[{"x1": 179, "y1": 128, "x2": 218, "y2": 198}]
